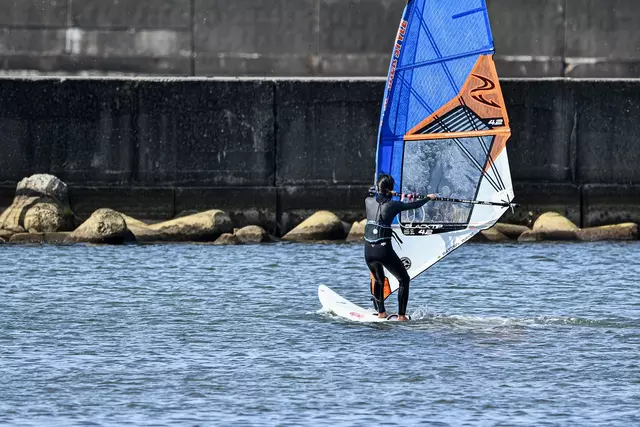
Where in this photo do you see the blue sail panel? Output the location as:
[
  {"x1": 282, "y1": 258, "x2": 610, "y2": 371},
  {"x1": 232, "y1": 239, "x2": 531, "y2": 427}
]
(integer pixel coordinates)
[{"x1": 376, "y1": 0, "x2": 495, "y2": 180}]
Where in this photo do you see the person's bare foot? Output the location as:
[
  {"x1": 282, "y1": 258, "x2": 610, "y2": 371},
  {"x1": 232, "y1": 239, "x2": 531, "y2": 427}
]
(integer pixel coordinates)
[
  {"x1": 378, "y1": 312, "x2": 388, "y2": 318},
  {"x1": 397, "y1": 315, "x2": 410, "y2": 322}
]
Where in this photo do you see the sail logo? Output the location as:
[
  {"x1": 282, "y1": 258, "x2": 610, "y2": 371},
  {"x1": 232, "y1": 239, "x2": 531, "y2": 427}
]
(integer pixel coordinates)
[
  {"x1": 387, "y1": 20, "x2": 408, "y2": 92},
  {"x1": 470, "y1": 74, "x2": 501, "y2": 108}
]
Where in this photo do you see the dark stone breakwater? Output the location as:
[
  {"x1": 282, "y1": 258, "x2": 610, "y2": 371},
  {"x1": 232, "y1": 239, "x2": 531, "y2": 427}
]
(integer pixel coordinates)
[
  {"x1": 0, "y1": 175, "x2": 636, "y2": 245},
  {"x1": 1, "y1": 77, "x2": 640, "y2": 236}
]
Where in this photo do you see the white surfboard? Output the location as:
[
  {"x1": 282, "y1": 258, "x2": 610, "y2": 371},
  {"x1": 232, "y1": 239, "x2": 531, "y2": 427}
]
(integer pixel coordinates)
[{"x1": 318, "y1": 284, "x2": 392, "y2": 323}]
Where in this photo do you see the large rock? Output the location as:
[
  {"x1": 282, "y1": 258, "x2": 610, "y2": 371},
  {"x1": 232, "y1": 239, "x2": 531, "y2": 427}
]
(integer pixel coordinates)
[
  {"x1": 494, "y1": 223, "x2": 531, "y2": 240},
  {"x1": 69, "y1": 209, "x2": 133, "y2": 244},
  {"x1": 120, "y1": 214, "x2": 159, "y2": 242},
  {"x1": 577, "y1": 223, "x2": 638, "y2": 241},
  {"x1": 525, "y1": 212, "x2": 579, "y2": 241},
  {"x1": 213, "y1": 233, "x2": 243, "y2": 245},
  {"x1": 0, "y1": 237, "x2": 5, "y2": 244},
  {"x1": 235, "y1": 225, "x2": 271, "y2": 243},
  {"x1": 10, "y1": 233, "x2": 45, "y2": 244},
  {"x1": 44, "y1": 232, "x2": 72, "y2": 245},
  {"x1": 24, "y1": 203, "x2": 65, "y2": 233},
  {"x1": 475, "y1": 228, "x2": 511, "y2": 242},
  {"x1": 533, "y1": 212, "x2": 579, "y2": 232},
  {"x1": 147, "y1": 210, "x2": 233, "y2": 242},
  {"x1": 346, "y1": 219, "x2": 366, "y2": 242},
  {"x1": 0, "y1": 174, "x2": 74, "y2": 233},
  {"x1": 0, "y1": 229, "x2": 15, "y2": 241},
  {"x1": 15, "y1": 174, "x2": 69, "y2": 203},
  {"x1": 282, "y1": 211, "x2": 346, "y2": 242},
  {"x1": 517, "y1": 230, "x2": 544, "y2": 242}
]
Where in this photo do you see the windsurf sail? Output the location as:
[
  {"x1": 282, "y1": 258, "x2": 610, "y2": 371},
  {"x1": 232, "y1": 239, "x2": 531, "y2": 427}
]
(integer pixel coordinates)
[{"x1": 375, "y1": 0, "x2": 515, "y2": 298}]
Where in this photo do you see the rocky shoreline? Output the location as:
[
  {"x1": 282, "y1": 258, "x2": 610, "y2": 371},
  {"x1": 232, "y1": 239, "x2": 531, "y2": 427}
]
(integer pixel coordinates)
[{"x1": 0, "y1": 175, "x2": 638, "y2": 245}]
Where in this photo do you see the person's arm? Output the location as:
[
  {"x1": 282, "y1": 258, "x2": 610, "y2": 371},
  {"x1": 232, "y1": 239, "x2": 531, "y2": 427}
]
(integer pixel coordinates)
[
  {"x1": 390, "y1": 194, "x2": 436, "y2": 215},
  {"x1": 398, "y1": 198, "x2": 429, "y2": 211}
]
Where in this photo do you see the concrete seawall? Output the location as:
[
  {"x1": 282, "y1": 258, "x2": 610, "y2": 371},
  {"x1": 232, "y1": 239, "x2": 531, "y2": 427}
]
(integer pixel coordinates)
[
  {"x1": 1, "y1": 0, "x2": 640, "y2": 78},
  {"x1": 1, "y1": 77, "x2": 639, "y2": 235}
]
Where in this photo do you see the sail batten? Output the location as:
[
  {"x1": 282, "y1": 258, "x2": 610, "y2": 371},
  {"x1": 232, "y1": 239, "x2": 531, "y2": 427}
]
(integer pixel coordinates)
[{"x1": 373, "y1": 0, "x2": 515, "y2": 298}]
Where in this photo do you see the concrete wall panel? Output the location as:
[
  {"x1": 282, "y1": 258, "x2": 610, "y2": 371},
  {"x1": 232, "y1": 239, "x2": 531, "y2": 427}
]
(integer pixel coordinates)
[
  {"x1": 501, "y1": 79, "x2": 573, "y2": 182},
  {"x1": 71, "y1": 0, "x2": 191, "y2": 29},
  {"x1": 0, "y1": 0, "x2": 66, "y2": 27},
  {"x1": 487, "y1": 0, "x2": 565, "y2": 58},
  {"x1": 69, "y1": 187, "x2": 175, "y2": 222},
  {"x1": 0, "y1": 29, "x2": 65, "y2": 55},
  {"x1": 194, "y1": 0, "x2": 317, "y2": 55},
  {"x1": 136, "y1": 80, "x2": 275, "y2": 186},
  {"x1": 573, "y1": 80, "x2": 640, "y2": 184},
  {"x1": 275, "y1": 79, "x2": 381, "y2": 185},
  {"x1": 73, "y1": 30, "x2": 192, "y2": 58},
  {"x1": 582, "y1": 184, "x2": 640, "y2": 227},
  {"x1": 566, "y1": 0, "x2": 640, "y2": 59},
  {"x1": 318, "y1": 0, "x2": 405, "y2": 55},
  {"x1": 0, "y1": 79, "x2": 135, "y2": 185}
]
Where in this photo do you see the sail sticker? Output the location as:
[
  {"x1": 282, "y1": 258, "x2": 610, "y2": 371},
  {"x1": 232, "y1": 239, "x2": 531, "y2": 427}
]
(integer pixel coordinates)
[
  {"x1": 373, "y1": 0, "x2": 515, "y2": 300},
  {"x1": 470, "y1": 74, "x2": 501, "y2": 108},
  {"x1": 385, "y1": 19, "x2": 409, "y2": 108}
]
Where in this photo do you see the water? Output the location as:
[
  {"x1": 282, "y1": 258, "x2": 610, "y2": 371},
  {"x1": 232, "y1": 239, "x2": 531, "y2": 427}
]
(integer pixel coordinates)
[{"x1": 1, "y1": 241, "x2": 639, "y2": 426}]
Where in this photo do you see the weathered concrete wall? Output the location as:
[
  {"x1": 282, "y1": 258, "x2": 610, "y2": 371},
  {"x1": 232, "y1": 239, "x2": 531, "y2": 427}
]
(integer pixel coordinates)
[
  {"x1": 1, "y1": 77, "x2": 640, "y2": 234},
  {"x1": 1, "y1": 0, "x2": 639, "y2": 78}
]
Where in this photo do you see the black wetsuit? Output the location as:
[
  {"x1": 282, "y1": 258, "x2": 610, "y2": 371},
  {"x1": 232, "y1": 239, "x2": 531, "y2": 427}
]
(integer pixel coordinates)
[{"x1": 364, "y1": 194, "x2": 430, "y2": 316}]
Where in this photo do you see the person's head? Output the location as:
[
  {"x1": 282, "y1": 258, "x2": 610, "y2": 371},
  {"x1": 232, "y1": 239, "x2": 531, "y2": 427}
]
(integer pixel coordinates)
[{"x1": 377, "y1": 174, "x2": 395, "y2": 195}]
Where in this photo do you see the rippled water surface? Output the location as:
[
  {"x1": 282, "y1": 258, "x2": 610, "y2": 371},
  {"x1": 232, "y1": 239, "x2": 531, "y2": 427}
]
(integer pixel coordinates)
[{"x1": 1, "y1": 241, "x2": 639, "y2": 426}]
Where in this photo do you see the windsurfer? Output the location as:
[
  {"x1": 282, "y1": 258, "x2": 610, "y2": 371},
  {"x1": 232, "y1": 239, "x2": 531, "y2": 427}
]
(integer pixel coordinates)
[{"x1": 364, "y1": 174, "x2": 436, "y2": 321}]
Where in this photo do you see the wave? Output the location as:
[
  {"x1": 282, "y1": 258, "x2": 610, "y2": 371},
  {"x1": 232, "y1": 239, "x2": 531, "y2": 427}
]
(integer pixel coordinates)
[{"x1": 408, "y1": 306, "x2": 639, "y2": 329}]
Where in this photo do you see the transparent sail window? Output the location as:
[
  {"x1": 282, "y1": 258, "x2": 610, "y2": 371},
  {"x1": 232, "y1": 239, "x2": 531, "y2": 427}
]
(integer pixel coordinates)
[{"x1": 401, "y1": 135, "x2": 493, "y2": 225}]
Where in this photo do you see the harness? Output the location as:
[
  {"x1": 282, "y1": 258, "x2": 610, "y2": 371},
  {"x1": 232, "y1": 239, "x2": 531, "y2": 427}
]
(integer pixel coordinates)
[{"x1": 364, "y1": 197, "x2": 403, "y2": 244}]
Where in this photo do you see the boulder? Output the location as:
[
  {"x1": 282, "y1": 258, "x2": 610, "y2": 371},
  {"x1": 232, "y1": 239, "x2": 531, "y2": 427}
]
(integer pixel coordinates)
[
  {"x1": 24, "y1": 203, "x2": 65, "y2": 233},
  {"x1": 577, "y1": 223, "x2": 638, "y2": 242},
  {"x1": 0, "y1": 229, "x2": 15, "y2": 241},
  {"x1": 213, "y1": 233, "x2": 243, "y2": 245},
  {"x1": 0, "y1": 174, "x2": 74, "y2": 233},
  {"x1": 44, "y1": 232, "x2": 72, "y2": 245},
  {"x1": 68, "y1": 209, "x2": 133, "y2": 244},
  {"x1": 346, "y1": 219, "x2": 366, "y2": 242},
  {"x1": 15, "y1": 174, "x2": 69, "y2": 203},
  {"x1": 120, "y1": 214, "x2": 160, "y2": 242},
  {"x1": 10, "y1": 233, "x2": 45, "y2": 244},
  {"x1": 0, "y1": 237, "x2": 5, "y2": 244},
  {"x1": 525, "y1": 212, "x2": 579, "y2": 241},
  {"x1": 518, "y1": 230, "x2": 544, "y2": 242},
  {"x1": 475, "y1": 228, "x2": 511, "y2": 242},
  {"x1": 533, "y1": 212, "x2": 578, "y2": 232},
  {"x1": 282, "y1": 211, "x2": 346, "y2": 242},
  {"x1": 235, "y1": 225, "x2": 271, "y2": 243},
  {"x1": 494, "y1": 223, "x2": 531, "y2": 240},
  {"x1": 147, "y1": 210, "x2": 233, "y2": 242}
]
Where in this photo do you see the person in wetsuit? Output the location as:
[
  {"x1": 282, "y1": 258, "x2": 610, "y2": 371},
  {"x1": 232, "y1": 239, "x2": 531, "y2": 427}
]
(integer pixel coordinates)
[{"x1": 364, "y1": 174, "x2": 435, "y2": 321}]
